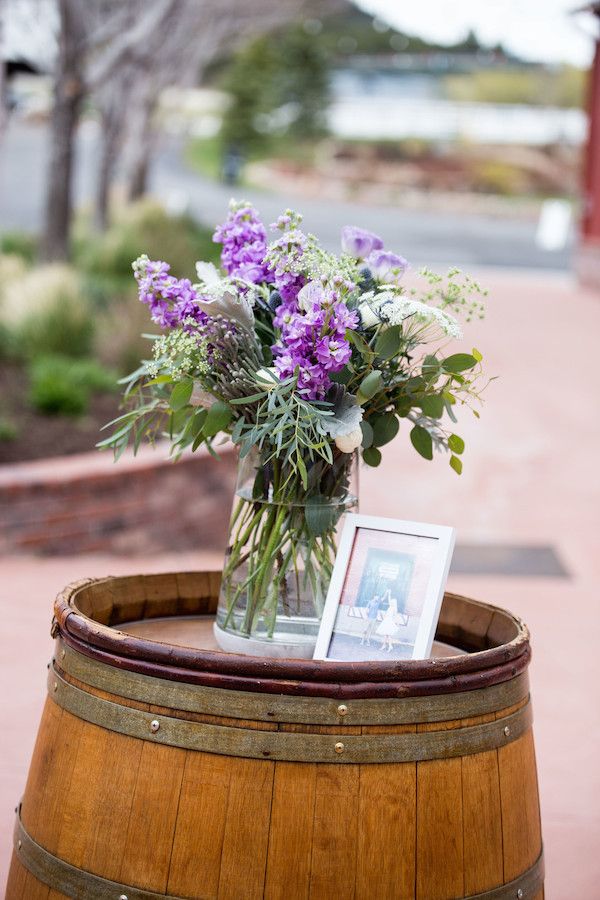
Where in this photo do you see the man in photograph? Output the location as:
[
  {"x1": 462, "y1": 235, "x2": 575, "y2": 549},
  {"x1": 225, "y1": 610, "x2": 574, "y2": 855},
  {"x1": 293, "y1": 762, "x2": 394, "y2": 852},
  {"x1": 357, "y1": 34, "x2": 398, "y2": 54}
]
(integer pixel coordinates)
[{"x1": 360, "y1": 592, "x2": 382, "y2": 646}]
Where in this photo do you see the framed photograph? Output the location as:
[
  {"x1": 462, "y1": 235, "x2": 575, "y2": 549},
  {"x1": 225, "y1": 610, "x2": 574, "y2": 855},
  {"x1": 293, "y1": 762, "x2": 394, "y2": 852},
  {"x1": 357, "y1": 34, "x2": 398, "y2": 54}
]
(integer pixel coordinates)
[{"x1": 313, "y1": 514, "x2": 455, "y2": 662}]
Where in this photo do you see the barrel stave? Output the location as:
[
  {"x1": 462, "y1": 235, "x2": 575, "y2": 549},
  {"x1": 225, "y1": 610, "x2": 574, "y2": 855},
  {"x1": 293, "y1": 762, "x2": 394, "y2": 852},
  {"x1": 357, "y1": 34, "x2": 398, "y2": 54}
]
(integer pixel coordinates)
[
  {"x1": 263, "y1": 761, "x2": 318, "y2": 900},
  {"x1": 167, "y1": 752, "x2": 233, "y2": 898},
  {"x1": 216, "y1": 757, "x2": 275, "y2": 900},
  {"x1": 355, "y1": 759, "x2": 417, "y2": 899},
  {"x1": 498, "y1": 728, "x2": 543, "y2": 882}
]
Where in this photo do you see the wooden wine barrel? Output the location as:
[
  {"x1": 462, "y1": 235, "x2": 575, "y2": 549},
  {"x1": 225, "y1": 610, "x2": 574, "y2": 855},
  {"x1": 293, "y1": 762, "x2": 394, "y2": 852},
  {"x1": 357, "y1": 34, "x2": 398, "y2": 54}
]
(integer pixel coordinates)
[{"x1": 6, "y1": 571, "x2": 543, "y2": 900}]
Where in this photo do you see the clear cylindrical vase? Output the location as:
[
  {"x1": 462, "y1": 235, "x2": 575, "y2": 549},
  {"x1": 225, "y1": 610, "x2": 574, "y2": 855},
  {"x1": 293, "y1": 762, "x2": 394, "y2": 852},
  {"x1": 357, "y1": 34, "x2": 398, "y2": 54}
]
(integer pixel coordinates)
[{"x1": 214, "y1": 448, "x2": 358, "y2": 658}]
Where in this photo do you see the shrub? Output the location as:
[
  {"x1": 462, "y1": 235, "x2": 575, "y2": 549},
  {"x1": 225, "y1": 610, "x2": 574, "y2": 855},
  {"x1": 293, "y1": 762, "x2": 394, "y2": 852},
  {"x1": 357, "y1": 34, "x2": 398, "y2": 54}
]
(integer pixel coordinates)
[
  {"x1": 95, "y1": 294, "x2": 159, "y2": 373},
  {"x1": 0, "y1": 256, "x2": 28, "y2": 359},
  {"x1": 0, "y1": 321, "x2": 19, "y2": 360},
  {"x1": 74, "y1": 199, "x2": 218, "y2": 291},
  {"x1": 0, "y1": 231, "x2": 37, "y2": 265},
  {"x1": 29, "y1": 355, "x2": 117, "y2": 417},
  {"x1": 0, "y1": 253, "x2": 28, "y2": 294},
  {"x1": 0, "y1": 416, "x2": 18, "y2": 442},
  {"x1": 1, "y1": 264, "x2": 94, "y2": 359},
  {"x1": 472, "y1": 161, "x2": 527, "y2": 196}
]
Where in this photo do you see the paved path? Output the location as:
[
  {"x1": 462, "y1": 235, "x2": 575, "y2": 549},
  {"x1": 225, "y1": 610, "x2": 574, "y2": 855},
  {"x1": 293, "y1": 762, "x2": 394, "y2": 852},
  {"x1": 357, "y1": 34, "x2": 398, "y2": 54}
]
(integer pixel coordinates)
[
  {"x1": 0, "y1": 118, "x2": 574, "y2": 270},
  {"x1": 1, "y1": 265, "x2": 598, "y2": 893}
]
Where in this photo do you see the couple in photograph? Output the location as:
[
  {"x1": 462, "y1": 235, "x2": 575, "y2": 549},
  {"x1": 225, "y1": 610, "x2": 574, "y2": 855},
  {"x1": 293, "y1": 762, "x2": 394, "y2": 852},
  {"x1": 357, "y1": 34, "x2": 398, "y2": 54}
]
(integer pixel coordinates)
[{"x1": 360, "y1": 588, "x2": 409, "y2": 652}]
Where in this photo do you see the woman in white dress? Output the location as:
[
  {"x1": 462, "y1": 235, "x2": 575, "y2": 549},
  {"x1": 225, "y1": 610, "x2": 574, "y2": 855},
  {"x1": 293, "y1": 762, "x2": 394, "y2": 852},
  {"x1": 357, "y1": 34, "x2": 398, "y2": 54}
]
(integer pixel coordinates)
[{"x1": 376, "y1": 589, "x2": 398, "y2": 652}]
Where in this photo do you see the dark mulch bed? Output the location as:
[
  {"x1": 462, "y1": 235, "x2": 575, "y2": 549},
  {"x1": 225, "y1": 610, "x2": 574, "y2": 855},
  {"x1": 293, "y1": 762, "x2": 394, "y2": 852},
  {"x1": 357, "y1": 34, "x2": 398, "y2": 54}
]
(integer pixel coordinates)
[{"x1": 0, "y1": 363, "x2": 121, "y2": 464}]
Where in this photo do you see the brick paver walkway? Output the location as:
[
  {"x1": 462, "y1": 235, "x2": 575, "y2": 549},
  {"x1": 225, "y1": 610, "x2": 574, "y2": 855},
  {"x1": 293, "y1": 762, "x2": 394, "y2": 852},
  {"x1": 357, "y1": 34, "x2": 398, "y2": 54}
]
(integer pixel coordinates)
[{"x1": 2, "y1": 270, "x2": 599, "y2": 898}]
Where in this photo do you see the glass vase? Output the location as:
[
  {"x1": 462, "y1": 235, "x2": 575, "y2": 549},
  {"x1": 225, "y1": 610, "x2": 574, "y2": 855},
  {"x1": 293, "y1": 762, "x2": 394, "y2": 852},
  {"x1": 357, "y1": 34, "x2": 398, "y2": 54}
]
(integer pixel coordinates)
[{"x1": 214, "y1": 447, "x2": 358, "y2": 658}]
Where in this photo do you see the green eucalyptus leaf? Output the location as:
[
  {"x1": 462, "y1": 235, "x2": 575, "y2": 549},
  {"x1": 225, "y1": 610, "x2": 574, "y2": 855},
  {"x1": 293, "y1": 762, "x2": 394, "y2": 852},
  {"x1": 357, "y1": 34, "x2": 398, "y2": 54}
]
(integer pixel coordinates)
[
  {"x1": 191, "y1": 432, "x2": 205, "y2": 452},
  {"x1": 305, "y1": 494, "x2": 336, "y2": 535},
  {"x1": 375, "y1": 325, "x2": 402, "y2": 360},
  {"x1": 230, "y1": 391, "x2": 266, "y2": 404},
  {"x1": 448, "y1": 433, "x2": 465, "y2": 455},
  {"x1": 203, "y1": 400, "x2": 233, "y2": 437},
  {"x1": 169, "y1": 380, "x2": 193, "y2": 411},
  {"x1": 449, "y1": 454, "x2": 463, "y2": 475},
  {"x1": 443, "y1": 393, "x2": 458, "y2": 423},
  {"x1": 405, "y1": 375, "x2": 425, "y2": 395},
  {"x1": 372, "y1": 413, "x2": 400, "y2": 447},
  {"x1": 442, "y1": 353, "x2": 477, "y2": 373},
  {"x1": 419, "y1": 395, "x2": 445, "y2": 419},
  {"x1": 169, "y1": 408, "x2": 188, "y2": 436},
  {"x1": 472, "y1": 347, "x2": 483, "y2": 362},
  {"x1": 395, "y1": 401, "x2": 412, "y2": 418},
  {"x1": 358, "y1": 369, "x2": 383, "y2": 402},
  {"x1": 330, "y1": 367, "x2": 351, "y2": 385},
  {"x1": 363, "y1": 447, "x2": 382, "y2": 467},
  {"x1": 297, "y1": 454, "x2": 308, "y2": 489},
  {"x1": 144, "y1": 374, "x2": 173, "y2": 387},
  {"x1": 231, "y1": 417, "x2": 245, "y2": 444},
  {"x1": 347, "y1": 329, "x2": 372, "y2": 359},
  {"x1": 252, "y1": 467, "x2": 265, "y2": 500},
  {"x1": 410, "y1": 425, "x2": 433, "y2": 460},
  {"x1": 422, "y1": 354, "x2": 441, "y2": 376},
  {"x1": 360, "y1": 420, "x2": 374, "y2": 449}
]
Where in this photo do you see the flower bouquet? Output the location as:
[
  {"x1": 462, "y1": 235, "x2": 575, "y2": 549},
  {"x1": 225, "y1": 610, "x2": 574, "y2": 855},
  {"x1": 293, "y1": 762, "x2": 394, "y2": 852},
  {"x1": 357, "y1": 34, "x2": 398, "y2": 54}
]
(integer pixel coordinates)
[{"x1": 101, "y1": 201, "x2": 487, "y2": 657}]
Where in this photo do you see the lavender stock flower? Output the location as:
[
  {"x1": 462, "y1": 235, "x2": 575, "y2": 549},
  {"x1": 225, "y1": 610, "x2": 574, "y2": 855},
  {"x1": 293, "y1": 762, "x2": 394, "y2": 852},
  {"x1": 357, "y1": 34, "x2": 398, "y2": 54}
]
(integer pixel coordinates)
[
  {"x1": 341, "y1": 225, "x2": 383, "y2": 260},
  {"x1": 133, "y1": 255, "x2": 207, "y2": 329},
  {"x1": 213, "y1": 202, "x2": 273, "y2": 284},
  {"x1": 272, "y1": 294, "x2": 358, "y2": 400}
]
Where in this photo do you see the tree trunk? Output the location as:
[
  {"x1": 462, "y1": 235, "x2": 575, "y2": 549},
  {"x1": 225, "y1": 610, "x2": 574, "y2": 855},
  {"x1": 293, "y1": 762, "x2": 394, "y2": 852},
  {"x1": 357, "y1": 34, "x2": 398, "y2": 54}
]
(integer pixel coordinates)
[
  {"x1": 94, "y1": 106, "x2": 122, "y2": 230},
  {"x1": 0, "y1": 21, "x2": 7, "y2": 143},
  {"x1": 41, "y1": 0, "x2": 85, "y2": 261},
  {"x1": 127, "y1": 150, "x2": 150, "y2": 201},
  {"x1": 124, "y1": 91, "x2": 156, "y2": 202}
]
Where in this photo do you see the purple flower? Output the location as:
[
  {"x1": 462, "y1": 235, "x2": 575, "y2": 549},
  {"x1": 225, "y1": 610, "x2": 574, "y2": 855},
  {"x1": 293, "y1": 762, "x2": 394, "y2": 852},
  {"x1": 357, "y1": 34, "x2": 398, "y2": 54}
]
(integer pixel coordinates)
[
  {"x1": 272, "y1": 292, "x2": 356, "y2": 399},
  {"x1": 366, "y1": 250, "x2": 409, "y2": 285},
  {"x1": 297, "y1": 280, "x2": 325, "y2": 311},
  {"x1": 341, "y1": 225, "x2": 384, "y2": 260},
  {"x1": 133, "y1": 255, "x2": 208, "y2": 329},
  {"x1": 330, "y1": 302, "x2": 359, "y2": 333},
  {"x1": 275, "y1": 270, "x2": 305, "y2": 303},
  {"x1": 315, "y1": 337, "x2": 351, "y2": 367},
  {"x1": 213, "y1": 204, "x2": 273, "y2": 284}
]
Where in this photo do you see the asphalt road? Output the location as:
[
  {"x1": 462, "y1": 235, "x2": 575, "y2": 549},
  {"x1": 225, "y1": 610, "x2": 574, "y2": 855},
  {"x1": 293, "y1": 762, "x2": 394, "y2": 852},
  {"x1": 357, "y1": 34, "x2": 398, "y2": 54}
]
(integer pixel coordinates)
[{"x1": 0, "y1": 118, "x2": 574, "y2": 271}]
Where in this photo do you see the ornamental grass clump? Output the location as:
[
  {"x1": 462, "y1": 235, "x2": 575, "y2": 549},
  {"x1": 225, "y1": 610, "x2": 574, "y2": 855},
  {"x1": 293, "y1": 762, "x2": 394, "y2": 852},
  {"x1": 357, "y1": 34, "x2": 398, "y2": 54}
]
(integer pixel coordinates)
[{"x1": 101, "y1": 201, "x2": 488, "y2": 651}]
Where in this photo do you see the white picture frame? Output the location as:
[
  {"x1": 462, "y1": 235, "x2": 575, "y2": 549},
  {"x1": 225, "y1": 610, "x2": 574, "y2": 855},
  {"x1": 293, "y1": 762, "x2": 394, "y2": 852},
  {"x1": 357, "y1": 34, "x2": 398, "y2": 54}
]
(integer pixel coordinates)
[{"x1": 313, "y1": 514, "x2": 455, "y2": 662}]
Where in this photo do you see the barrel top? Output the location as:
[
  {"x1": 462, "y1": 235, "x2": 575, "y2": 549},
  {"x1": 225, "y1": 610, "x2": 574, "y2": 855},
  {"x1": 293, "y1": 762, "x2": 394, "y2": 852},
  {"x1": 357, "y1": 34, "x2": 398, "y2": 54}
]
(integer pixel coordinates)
[{"x1": 53, "y1": 571, "x2": 530, "y2": 699}]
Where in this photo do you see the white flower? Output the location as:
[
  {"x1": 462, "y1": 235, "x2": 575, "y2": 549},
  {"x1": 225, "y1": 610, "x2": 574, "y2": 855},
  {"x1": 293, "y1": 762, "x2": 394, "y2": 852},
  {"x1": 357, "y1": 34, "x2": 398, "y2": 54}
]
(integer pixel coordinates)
[
  {"x1": 358, "y1": 291, "x2": 462, "y2": 338},
  {"x1": 335, "y1": 427, "x2": 363, "y2": 453},
  {"x1": 356, "y1": 292, "x2": 382, "y2": 328}
]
